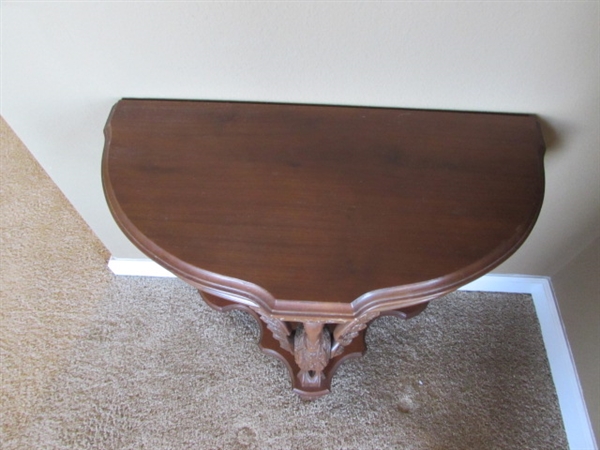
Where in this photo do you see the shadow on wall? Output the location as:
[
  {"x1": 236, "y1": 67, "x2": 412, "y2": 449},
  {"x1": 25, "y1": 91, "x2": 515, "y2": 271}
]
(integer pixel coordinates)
[{"x1": 537, "y1": 115, "x2": 563, "y2": 152}]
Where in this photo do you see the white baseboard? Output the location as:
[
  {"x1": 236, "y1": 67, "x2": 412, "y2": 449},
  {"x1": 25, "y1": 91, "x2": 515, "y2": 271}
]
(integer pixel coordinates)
[
  {"x1": 460, "y1": 274, "x2": 596, "y2": 450},
  {"x1": 108, "y1": 257, "x2": 177, "y2": 278},
  {"x1": 108, "y1": 258, "x2": 597, "y2": 450}
]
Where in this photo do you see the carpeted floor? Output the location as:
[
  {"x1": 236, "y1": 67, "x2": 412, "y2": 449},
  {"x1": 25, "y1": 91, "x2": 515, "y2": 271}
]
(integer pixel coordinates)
[{"x1": 1, "y1": 117, "x2": 568, "y2": 449}]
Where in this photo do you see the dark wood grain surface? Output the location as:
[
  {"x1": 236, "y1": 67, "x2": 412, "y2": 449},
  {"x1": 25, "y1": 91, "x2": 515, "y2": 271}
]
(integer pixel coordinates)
[{"x1": 102, "y1": 99, "x2": 545, "y2": 305}]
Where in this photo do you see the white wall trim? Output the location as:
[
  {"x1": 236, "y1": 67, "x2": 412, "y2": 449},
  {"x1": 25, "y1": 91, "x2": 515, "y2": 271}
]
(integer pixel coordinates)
[
  {"x1": 108, "y1": 258, "x2": 596, "y2": 449},
  {"x1": 108, "y1": 257, "x2": 177, "y2": 278},
  {"x1": 460, "y1": 274, "x2": 597, "y2": 450}
]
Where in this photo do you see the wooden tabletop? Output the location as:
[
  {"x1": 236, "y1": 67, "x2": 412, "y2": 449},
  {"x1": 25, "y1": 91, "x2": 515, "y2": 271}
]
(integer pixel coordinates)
[{"x1": 103, "y1": 99, "x2": 545, "y2": 314}]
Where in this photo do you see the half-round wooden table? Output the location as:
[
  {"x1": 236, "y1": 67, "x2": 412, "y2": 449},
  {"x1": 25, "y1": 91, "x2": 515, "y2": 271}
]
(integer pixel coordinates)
[{"x1": 102, "y1": 99, "x2": 545, "y2": 399}]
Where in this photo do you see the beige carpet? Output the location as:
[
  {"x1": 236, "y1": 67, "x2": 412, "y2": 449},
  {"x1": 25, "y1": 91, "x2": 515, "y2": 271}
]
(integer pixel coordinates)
[{"x1": 1, "y1": 117, "x2": 568, "y2": 449}]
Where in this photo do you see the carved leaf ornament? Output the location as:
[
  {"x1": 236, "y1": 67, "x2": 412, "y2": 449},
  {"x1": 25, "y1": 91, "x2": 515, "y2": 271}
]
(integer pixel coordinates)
[
  {"x1": 257, "y1": 310, "x2": 293, "y2": 353},
  {"x1": 332, "y1": 311, "x2": 380, "y2": 357}
]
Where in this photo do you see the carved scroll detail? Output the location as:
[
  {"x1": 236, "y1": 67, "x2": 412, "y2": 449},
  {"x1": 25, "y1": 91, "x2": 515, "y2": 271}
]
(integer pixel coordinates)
[
  {"x1": 256, "y1": 310, "x2": 293, "y2": 353},
  {"x1": 331, "y1": 311, "x2": 380, "y2": 357},
  {"x1": 294, "y1": 322, "x2": 331, "y2": 388}
]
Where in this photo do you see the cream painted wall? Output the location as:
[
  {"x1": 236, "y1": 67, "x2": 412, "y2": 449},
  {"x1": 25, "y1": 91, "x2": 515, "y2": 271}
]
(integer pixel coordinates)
[{"x1": 2, "y1": 2, "x2": 599, "y2": 277}]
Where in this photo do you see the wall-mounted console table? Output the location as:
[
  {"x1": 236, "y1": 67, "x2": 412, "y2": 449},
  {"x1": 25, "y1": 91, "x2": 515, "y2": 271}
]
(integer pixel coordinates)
[{"x1": 102, "y1": 99, "x2": 545, "y2": 399}]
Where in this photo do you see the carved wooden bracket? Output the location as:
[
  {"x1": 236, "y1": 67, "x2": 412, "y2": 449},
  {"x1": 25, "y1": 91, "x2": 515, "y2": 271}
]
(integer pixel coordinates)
[
  {"x1": 293, "y1": 322, "x2": 331, "y2": 388},
  {"x1": 199, "y1": 290, "x2": 431, "y2": 399},
  {"x1": 252, "y1": 311, "x2": 385, "y2": 391}
]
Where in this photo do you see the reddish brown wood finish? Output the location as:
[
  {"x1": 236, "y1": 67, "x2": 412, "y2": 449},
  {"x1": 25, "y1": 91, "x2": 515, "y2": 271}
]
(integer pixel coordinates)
[{"x1": 102, "y1": 99, "x2": 545, "y2": 398}]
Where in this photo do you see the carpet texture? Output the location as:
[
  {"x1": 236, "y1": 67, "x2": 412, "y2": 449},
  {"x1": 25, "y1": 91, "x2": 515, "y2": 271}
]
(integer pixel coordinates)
[{"x1": 1, "y1": 117, "x2": 568, "y2": 449}]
